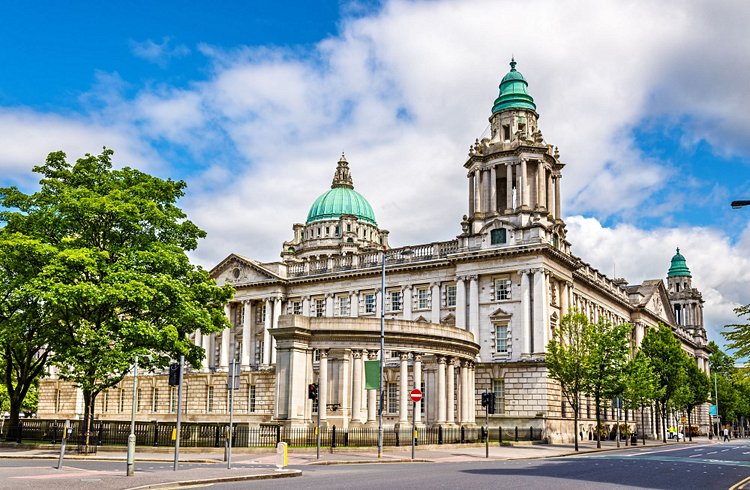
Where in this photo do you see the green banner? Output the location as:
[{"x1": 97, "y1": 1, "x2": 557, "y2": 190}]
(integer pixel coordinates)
[{"x1": 364, "y1": 360, "x2": 380, "y2": 390}]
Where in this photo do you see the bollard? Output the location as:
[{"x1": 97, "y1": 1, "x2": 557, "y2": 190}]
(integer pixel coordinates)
[
  {"x1": 331, "y1": 425, "x2": 337, "y2": 449},
  {"x1": 515, "y1": 426, "x2": 518, "y2": 442},
  {"x1": 499, "y1": 425, "x2": 503, "y2": 445},
  {"x1": 438, "y1": 426, "x2": 443, "y2": 445},
  {"x1": 460, "y1": 425, "x2": 465, "y2": 443},
  {"x1": 276, "y1": 442, "x2": 288, "y2": 470}
]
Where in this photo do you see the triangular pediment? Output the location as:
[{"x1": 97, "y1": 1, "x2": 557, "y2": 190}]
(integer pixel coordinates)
[
  {"x1": 639, "y1": 279, "x2": 676, "y2": 324},
  {"x1": 415, "y1": 315, "x2": 429, "y2": 323},
  {"x1": 441, "y1": 313, "x2": 456, "y2": 327},
  {"x1": 210, "y1": 254, "x2": 282, "y2": 285},
  {"x1": 489, "y1": 306, "x2": 513, "y2": 320}
]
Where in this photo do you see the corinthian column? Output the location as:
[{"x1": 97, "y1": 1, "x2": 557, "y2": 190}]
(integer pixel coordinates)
[
  {"x1": 241, "y1": 301, "x2": 252, "y2": 368},
  {"x1": 399, "y1": 352, "x2": 409, "y2": 424},
  {"x1": 220, "y1": 304, "x2": 231, "y2": 369},
  {"x1": 446, "y1": 359, "x2": 455, "y2": 424},
  {"x1": 437, "y1": 357, "x2": 446, "y2": 424},
  {"x1": 351, "y1": 350, "x2": 363, "y2": 423}
]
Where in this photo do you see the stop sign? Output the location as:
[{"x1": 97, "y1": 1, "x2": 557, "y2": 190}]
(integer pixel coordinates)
[{"x1": 410, "y1": 389, "x2": 422, "y2": 402}]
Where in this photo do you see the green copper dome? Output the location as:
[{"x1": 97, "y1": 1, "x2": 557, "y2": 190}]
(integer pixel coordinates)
[
  {"x1": 492, "y1": 58, "x2": 537, "y2": 113},
  {"x1": 306, "y1": 155, "x2": 377, "y2": 225},
  {"x1": 667, "y1": 247, "x2": 691, "y2": 277}
]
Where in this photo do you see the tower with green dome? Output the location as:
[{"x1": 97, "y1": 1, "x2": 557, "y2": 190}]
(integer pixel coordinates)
[
  {"x1": 666, "y1": 247, "x2": 706, "y2": 343},
  {"x1": 282, "y1": 154, "x2": 389, "y2": 260},
  {"x1": 459, "y1": 58, "x2": 568, "y2": 255}
]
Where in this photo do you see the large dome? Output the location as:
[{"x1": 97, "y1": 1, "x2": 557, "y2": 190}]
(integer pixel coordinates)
[
  {"x1": 306, "y1": 186, "x2": 377, "y2": 225},
  {"x1": 667, "y1": 247, "x2": 691, "y2": 277},
  {"x1": 305, "y1": 154, "x2": 377, "y2": 225}
]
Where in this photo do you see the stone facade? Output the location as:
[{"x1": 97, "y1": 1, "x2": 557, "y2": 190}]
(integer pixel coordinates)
[{"x1": 38, "y1": 60, "x2": 711, "y2": 443}]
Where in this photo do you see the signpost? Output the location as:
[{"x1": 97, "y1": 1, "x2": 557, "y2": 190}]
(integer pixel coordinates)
[
  {"x1": 226, "y1": 357, "x2": 240, "y2": 469},
  {"x1": 172, "y1": 356, "x2": 184, "y2": 471},
  {"x1": 410, "y1": 389, "x2": 422, "y2": 460}
]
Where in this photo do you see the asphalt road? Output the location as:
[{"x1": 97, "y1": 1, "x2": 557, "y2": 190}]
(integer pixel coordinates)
[{"x1": 204, "y1": 440, "x2": 750, "y2": 490}]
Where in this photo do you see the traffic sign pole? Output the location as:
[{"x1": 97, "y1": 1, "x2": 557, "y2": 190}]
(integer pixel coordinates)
[{"x1": 409, "y1": 389, "x2": 422, "y2": 460}]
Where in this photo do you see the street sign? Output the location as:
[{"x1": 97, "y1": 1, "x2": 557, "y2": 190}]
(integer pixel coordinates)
[
  {"x1": 227, "y1": 363, "x2": 240, "y2": 390},
  {"x1": 681, "y1": 416, "x2": 686, "y2": 424},
  {"x1": 709, "y1": 404, "x2": 718, "y2": 416},
  {"x1": 410, "y1": 389, "x2": 422, "y2": 402}
]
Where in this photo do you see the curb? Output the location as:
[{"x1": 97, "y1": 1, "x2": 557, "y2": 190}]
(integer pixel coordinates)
[
  {"x1": 125, "y1": 469, "x2": 302, "y2": 490},
  {"x1": 0, "y1": 454, "x2": 220, "y2": 464},
  {"x1": 307, "y1": 458, "x2": 431, "y2": 465}
]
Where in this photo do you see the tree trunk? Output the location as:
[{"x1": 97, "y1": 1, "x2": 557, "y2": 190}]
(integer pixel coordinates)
[
  {"x1": 661, "y1": 403, "x2": 667, "y2": 443},
  {"x1": 574, "y1": 405, "x2": 579, "y2": 452},
  {"x1": 81, "y1": 390, "x2": 98, "y2": 450},
  {"x1": 641, "y1": 405, "x2": 646, "y2": 446},
  {"x1": 687, "y1": 408, "x2": 692, "y2": 442},
  {"x1": 595, "y1": 393, "x2": 601, "y2": 449}
]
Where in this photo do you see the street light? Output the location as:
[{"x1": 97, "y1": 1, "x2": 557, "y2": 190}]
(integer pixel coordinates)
[
  {"x1": 377, "y1": 248, "x2": 413, "y2": 459},
  {"x1": 126, "y1": 354, "x2": 151, "y2": 477},
  {"x1": 731, "y1": 200, "x2": 750, "y2": 209}
]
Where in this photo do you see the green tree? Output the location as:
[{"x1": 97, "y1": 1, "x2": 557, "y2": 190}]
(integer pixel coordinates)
[
  {"x1": 0, "y1": 149, "x2": 234, "y2": 447},
  {"x1": 583, "y1": 320, "x2": 631, "y2": 448},
  {"x1": 0, "y1": 232, "x2": 56, "y2": 438},
  {"x1": 640, "y1": 323, "x2": 689, "y2": 443},
  {"x1": 724, "y1": 304, "x2": 750, "y2": 359},
  {"x1": 680, "y1": 356, "x2": 710, "y2": 441},
  {"x1": 622, "y1": 352, "x2": 661, "y2": 445},
  {"x1": 546, "y1": 311, "x2": 590, "y2": 451}
]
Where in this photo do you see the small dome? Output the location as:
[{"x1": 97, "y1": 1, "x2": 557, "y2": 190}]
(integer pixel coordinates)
[
  {"x1": 305, "y1": 154, "x2": 377, "y2": 225},
  {"x1": 667, "y1": 247, "x2": 691, "y2": 277},
  {"x1": 492, "y1": 58, "x2": 537, "y2": 113}
]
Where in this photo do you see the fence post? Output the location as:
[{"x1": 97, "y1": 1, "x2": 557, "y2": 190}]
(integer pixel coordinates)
[
  {"x1": 152, "y1": 421, "x2": 159, "y2": 447},
  {"x1": 344, "y1": 430, "x2": 349, "y2": 447},
  {"x1": 460, "y1": 425, "x2": 465, "y2": 444},
  {"x1": 498, "y1": 425, "x2": 502, "y2": 445},
  {"x1": 97, "y1": 423, "x2": 104, "y2": 446},
  {"x1": 276, "y1": 425, "x2": 281, "y2": 445},
  {"x1": 438, "y1": 425, "x2": 443, "y2": 445},
  {"x1": 515, "y1": 426, "x2": 518, "y2": 442},
  {"x1": 331, "y1": 426, "x2": 336, "y2": 449},
  {"x1": 214, "y1": 425, "x2": 221, "y2": 447},
  {"x1": 530, "y1": 426, "x2": 533, "y2": 441}
]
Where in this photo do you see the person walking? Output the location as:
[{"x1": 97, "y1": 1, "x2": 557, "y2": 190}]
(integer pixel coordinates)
[{"x1": 723, "y1": 427, "x2": 730, "y2": 442}]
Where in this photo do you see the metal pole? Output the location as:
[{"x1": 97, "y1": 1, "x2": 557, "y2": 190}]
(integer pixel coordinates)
[
  {"x1": 616, "y1": 405, "x2": 620, "y2": 448},
  {"x1": 316, "y1": 395, "x2": 321, "y2": 459},
  {"x1": 485, "y1": 405, "x2": 489, "y2": 458},
  {"x1": 228, "y1": 357, "x2": 236, "y2": 469},
  {"x1": 411, "y1": 400, "x2": 416, "y2": 460},
  {"x1": 173, "y1": 355, "x2": 183, "y2": 471},
  {"x1": 714, "y1": 372, "x2": 720, "y2": 436},
  {"x1": 377, "y1": 250, "x2": 386, "y2": 459},
  {"x1": 126, "y1": 355, "x2": 138, "y2": 476},
  {"x1": 56, "y1": 420, "x2": 70, "y2": 470}
]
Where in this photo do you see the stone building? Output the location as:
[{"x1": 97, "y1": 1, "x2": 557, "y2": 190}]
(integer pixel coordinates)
[{"x1": 38, "y1": 60, "x2": 711, "y2": 441}]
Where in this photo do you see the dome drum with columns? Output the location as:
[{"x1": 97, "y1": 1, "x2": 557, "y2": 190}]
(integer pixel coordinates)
[{"x1": 37, "y1": 60, "x2": 711, "y2": 443}]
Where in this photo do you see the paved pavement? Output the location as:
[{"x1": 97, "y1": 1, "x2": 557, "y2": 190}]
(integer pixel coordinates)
[{"x1": 0, "y1": 435, "x2": 723, "y2": 489}]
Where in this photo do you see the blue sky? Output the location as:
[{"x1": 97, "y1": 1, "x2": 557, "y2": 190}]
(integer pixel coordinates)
[{"x1": 1, "y1": 0, "x2": 748, "y2": 347}]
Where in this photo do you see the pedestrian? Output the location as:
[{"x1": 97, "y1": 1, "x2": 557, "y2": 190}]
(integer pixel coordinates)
[{"x1": 723, "y1": 427, "x2": 730, "y2": 442}]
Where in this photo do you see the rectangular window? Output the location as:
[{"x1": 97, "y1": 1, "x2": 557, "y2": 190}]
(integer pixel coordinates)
[
  {"x1": 492, "y1": 379, "x2": 505, "y2": 415},
  {"x1": 313, "y1": 349, "x2": 321, "y2": 362},
  {"x1": 103, "y1": 391, "x2": 109, "y2": 413},
  {"x1": 207, "y1": 386, "x2": 215, "y2": 413},
  {"x1": 257, "y1": 340, "x2": 264, "y2": 364},
  {"x1": 445, "y1": 284, "x2": 457, "y2": 307},
  {"x1": 314, "y1": 298, "x2": 325, "y2": 317},
  {"x1": 170, "y1": 387, "x2": 177, "y2": 413},
  {"x1": 137, "y1": 388, "x2": 142, "y2": 412},
  {"x1": 55, "y1": 389, "x2": 62, "y2": 413},
  {"x1": 292, "y1": 301, "x2": 302, "y2": 315},
  {"x1": 249, "y1": 385, "x2": 256, "y2": 413},
  {"x1": 495, "y1": 325, "x2": 508, "y2": 354},
  {"x1": 364, "y1": 293, "x2": 376, "y2": 314},
  {"x1": 387, "y1": 383, "x2": 398, "y2": 414},
  {"x1": 416, "y1": 287, "x2": 430, "y2": 310},
  {"x1": 119, "y1": 389, "x2": 125, "y2": 413},
  {"x1": 503, "y1": 124, "x2": 511, "y2": 141},
  {"x1": 421, "y1": 382, "x2": 426, "y2": 415},
  {"x1": 494, "y1": 277, "x2": 512, "y2": 301},
  {"x1": 490, "y1": 228, "x2": 507, "y2": 245},
  {"x1": 256, "y1": 304, "x2": 266, "y2": 324},
  {"x1": 337, "y1": 296, "x2": 350, "y2": 316},
  {"x1": 151, "y1": 387, "x2": 159, "y2": 412},
  {"x1": 389, "y1": 290, "x2": 402, "y2": 312}
]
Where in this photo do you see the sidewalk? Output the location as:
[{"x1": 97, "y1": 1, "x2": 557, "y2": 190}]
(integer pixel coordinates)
[{"x1": 0, "y1": 436, "x2": 713, "y2": 489}]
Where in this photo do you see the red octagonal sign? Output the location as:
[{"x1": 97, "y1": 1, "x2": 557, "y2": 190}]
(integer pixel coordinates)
[{"x1": 410, "y1": 389, "x2": 422, "y2": 403}]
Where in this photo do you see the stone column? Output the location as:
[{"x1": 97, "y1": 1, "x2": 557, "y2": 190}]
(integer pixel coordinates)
[
  {"x1": 437, "y1": 357, "x2": 446, "y2": 424},
  {"x1": 241, "y1": 301, "x2": 252, "y2": 368},
  {"x1": 560, "y1": 281, "x2": 569, "y2": 316},
  {"x1": 555, "y1": 176, "x2": 561, "y2": 220},
  {"x1": 537, "y1": 161, "x2": 546, "y2": 209},
  {"x1": 468, "y1": 275, "x2": 480, "y2": 343},
  {"x1": 220, "y1": 304, "x2": 231, "y2": 369},
  {"x1": 194, "y1": 328, "x2": 202, "y2": 349},
  {"x1": 399, "y1": 352, "x2": 409, "y2": 424},
  {"x1": 201, "y1": 330, "x2": 210, "y2": 369},
  {"x1": 547, "y1": 171, "x2": 554, "y2": 216},
  {"x1": 520, "y1": 158, "x2": 529, "y2": 208},
  {"x1": 468, "y1": 172, "x2": 475, "y2": 216},
  {"x1": 263, "y1": 298, "x2": 272, "y2": 365},
  {"x1": 533, "y1": 269, "x2": 548, "y2": 355},
  {"x1": 302, "y1": 296, "x2": 310, "y2": 316},
  {"x1": 319, "y1": 350, "x2": 328, "y2": 423},
  {"x1": 431, "y1": 283, "x2": 441, "y2": 323},
  {"x1": 460, "y1": 361, "x2": 469, "y2": 423},
  {"x1": 272, "y1": 297, "x2": 282, "y2": 364},
  {"x1": 403, "y1": 285, "x2": 413, "y2": 320},
  {"x1": 473, "y1": 170, "x2": 481, "y2": 215},
  {"x1": 446, "y1": 359, "x2": 455, "y2": 424},
  {"x1": 468, "y1": 363, "x2": 476, "y2": 424},
  {"x1": 351, "y1": 350, "x2": 363, "y2": 423},
  {"x1": 350, "y1": 291, "x2": 359, "y2": 318},
  {"x1": 367, "y1": 351, "x2": 377, "y2": 423},
  {"x1": 413, "y1": 354, "x2": 422, "y2": 424},
  {"x1": 456, "y1": 277, "x2": 466, "y2": 330},
  {"x1": 506, "y1": 164, "x2": 514, "y2": 211},
  {"x1": 490, "y1": 165, "x2": 497, "y2": 213},
  {"x1": 521, "y1": 271, "x2": 531, "y2": 355}
]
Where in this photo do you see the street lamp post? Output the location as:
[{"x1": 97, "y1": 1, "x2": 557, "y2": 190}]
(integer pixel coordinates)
[
  {"x1": 731, "y1": 200, "x2": 750, "y2": 209},
  {"x1": 377, "y1": 249, "x2": 386, "y2": 459},
  {"x1": 126, "y1": 355, "x2": 139, "y2": 477}
]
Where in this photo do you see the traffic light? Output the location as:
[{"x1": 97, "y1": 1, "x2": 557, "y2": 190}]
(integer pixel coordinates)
[
  {"x1": 481, "y1": 392, "x2": 496, "y2": 414},
  {"x1": 308, "y1": 383, "x2": 319, "y2": 400},
  {"x1": 481, "y1": 392, "x2": 489, "y2": 407},
  {"x1": 168, "y1": 363, "x2": 181, "y2": 386}
]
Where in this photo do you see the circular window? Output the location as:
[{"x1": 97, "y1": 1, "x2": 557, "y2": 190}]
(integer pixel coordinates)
[{"x1": 232, "y1": 267, "x2": 240, "y2": 279}]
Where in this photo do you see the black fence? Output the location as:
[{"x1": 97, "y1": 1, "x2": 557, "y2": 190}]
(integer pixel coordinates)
[{"x1": 0, "y1": 419, "x2": 544, "y2": 449}]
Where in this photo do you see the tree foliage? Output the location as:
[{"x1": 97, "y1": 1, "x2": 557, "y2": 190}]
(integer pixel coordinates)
[
  {"x1": 0, "y1": 149, "x2": 234, "y2": 443},
  {"x1": 724, "y1": 304, "x2": 750, "y2": 360}
]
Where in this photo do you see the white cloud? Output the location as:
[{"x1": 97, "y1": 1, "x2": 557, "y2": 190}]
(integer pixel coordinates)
[{"x1": 130, "y1": 37, "x2": 190, "y2": 67}]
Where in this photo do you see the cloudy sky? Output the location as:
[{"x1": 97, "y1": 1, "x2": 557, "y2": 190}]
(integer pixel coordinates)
[{"x1": 1, "y1": 0, "x2": 748, "y2": 349}]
